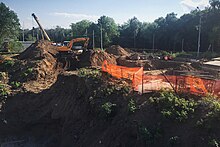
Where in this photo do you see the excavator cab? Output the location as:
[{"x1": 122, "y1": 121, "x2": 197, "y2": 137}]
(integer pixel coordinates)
[{"x1": 57, "y1": 37, "x2": 90, "y2": 69}]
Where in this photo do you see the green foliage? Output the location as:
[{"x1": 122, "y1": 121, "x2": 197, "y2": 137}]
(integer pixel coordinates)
[
  {"x1": 197, "y1": 95, "x2": 220, "y2": 127},
  {"x1": 70, "y1": 20, "x2": 92, "y2": 37},
  {"x1": 0, "y1": 84, "x2": 9, "y2": 97},
  {"x1": 78, "y1": 68, "x2": 102, "y2": 80},
  {"x1": 169, "y1": 136, "x2": 180, "y2": 146},
  {"x1": 97, "y1": 16, "x2": 119, "y2": 47},
  {"x1": 101, "y1": 102, "x2": 116, "y2": 115},
  {"x1": 0, "y1": 2, "x2": 20, "y2": 46},
  {"x1": 8, "y1": 41, "x2": 23, "y2": 52},
  {"x1": 22, "y1": 68, "x2": 33, "y2": 77},
  {"x1": 128, "y1": 99, "x2": 137, "y2": 113},
  {"x1": 10, "y1": 81, "x2": 22, "y2": 89},
  {"x1": 149, "y1": 91, "x2": 197, "y2": 122},
  {"x1": 208, "y1": 139, "x2": 219, "y2": 147},
  {"x1": 139, "y1": 124, "x2": 162, "y2": 146},
  {"x1": 3, "y1": 60, "x2": 15, "y2": 68}
]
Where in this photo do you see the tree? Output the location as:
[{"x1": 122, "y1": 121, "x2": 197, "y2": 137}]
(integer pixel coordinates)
[
  {"x1": 119, "y1": 17, "x2": 142, "y2": 48},
  {"x1": 97, "y1": 16, "x2": 119, "y2": 47},
  {"x1": 70, "y1": 20, "x2": 92, "y2": 37},
  {"x1": 0, "y1": 2, "x2": 20, "y2": 45}
]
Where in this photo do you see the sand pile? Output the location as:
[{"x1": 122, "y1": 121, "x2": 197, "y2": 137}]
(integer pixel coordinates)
[
  {"x1": 106, "y1": 45, "x2": 130, "y2": 56},
  {"x1": 90, "y1": 50, "x2": 117, "y2": 66},
  {"x1": 17, "y1": 40, "x2": 60, "y2": 93}
]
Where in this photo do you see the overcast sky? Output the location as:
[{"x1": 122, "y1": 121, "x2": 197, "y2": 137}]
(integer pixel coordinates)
[{"x1": 1, "y1": 0, "x2": 210, "y2": 29}]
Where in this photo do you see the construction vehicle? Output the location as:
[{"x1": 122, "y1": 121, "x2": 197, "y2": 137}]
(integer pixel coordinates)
[
  {"x1": 58, "y1": 37, "x2": 89, "y2": 53},
  {"x1": 32, "y1": 13, "x2": 91, "y2": 69},
  {"x1": 57, "y1": 37, "x2": 90, "y2": 69}
]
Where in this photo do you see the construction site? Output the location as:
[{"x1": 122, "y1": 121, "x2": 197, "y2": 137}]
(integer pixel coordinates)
[{"x1": 1, "y1": 1, "x2": 220, "y2": 146}]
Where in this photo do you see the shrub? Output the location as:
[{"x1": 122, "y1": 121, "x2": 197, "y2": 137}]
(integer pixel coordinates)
[
  {"x1": 0, "y1": 84, "x2": 9, "y2": 97},
  {"x1": 8, "y1": 41, "x2": 23, "y2": 53},
  {"x1": 149, "y1": 91, "x2": 197, "y2": 122},
  {"x1": 169, "y1": 136, "x2": 180, "y2": 146},
  {"x1": 208, "y1": 139, "x2": 219, "y2": 147},
  {"x1": 128, "y1": 99, "x2": 137, "y2": 113},
  {"x1": 101, "y1": 102, "x2": 116, "y2": 115},
  {"x1": 197, "y1": 95, "x2": 220, "y2": 128},
  {"x1": 3, "y1": 60, "x2": 15, "y2": 67},
  {"x1": 78, "y1": 68, "x2": 102, "y2": 80},
  {"x1": 10, "y1": 81, "x2": 22, "y2": 89},
  {"x1": 139, "y1": 124, "x2": 162, "y2": 146}
]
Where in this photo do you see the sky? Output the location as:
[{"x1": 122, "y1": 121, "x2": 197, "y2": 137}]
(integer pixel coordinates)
[{"x1": 1, "y1": 0, "x2": 210, "y2": 29}]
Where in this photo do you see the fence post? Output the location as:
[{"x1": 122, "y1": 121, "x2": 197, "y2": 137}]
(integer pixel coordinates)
[
  {"x1": 142, "y1": 72, "x2": 144, "y2": 94},
  {"x1": 121, "y1": 67, "x2": 123, "y2": 78}
]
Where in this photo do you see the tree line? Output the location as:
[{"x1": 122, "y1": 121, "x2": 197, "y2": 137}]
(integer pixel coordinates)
[{"x1": 1, "y1": 1, "x2": 220, "y2": 52}]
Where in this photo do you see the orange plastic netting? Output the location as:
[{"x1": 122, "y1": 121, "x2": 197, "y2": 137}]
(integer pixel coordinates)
[
  {"x1": 102, "y1": 60, "x2": 219, "y2": 97},
  {"x1": 102, "y1": 60, "x2": 143, "y2": 90}
]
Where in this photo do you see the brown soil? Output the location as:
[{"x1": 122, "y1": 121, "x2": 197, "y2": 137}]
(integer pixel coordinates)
[
  {"x1": 18, "y1": 40, "x2": 58, "y2": 60},
  {"x1": 0, "y1": 73, "x2": 218, "y2": 147},
  {"x1": 0, "y1": 41, "x2": 218, "y2": 146},
  {"x1": 117, "y1": 56, "x2": 153, "y2": 70},
  {"x1": 90, "y1": 50, "x2": 117, "y2": 66},
  {"x1": 106, "y1": 45, "x2": 130, "y2": 56},
  {"x1": 5, "y1": 40, "x2": 60, "y2": 93}
]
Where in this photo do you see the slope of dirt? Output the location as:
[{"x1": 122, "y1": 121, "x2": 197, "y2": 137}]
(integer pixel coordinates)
[
  {"x1": 106, "y1": 45, "x2": 130, "y2": 56},
  {"x1": 0, "y1": 72, "x2": 219, "y2": 147},
  {"x1": 90, "y1": 50, "x2": 117, "y2": 66}
]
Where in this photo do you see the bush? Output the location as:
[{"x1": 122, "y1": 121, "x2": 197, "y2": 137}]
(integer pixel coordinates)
[
  {"x1": 78, "y1": 68, "x2": 102, "y2": 80},
  {"x1": 10, "y1": 81, "x2": 22, "y2": 89},
  {"x1": 139, "y1": 124, "x2": 162, "y2": 146},
  {"x1": 101, "y1": 102, "x2": 116, "y2": 115},
  {"x1": 169, "y1": 136, "x2": 180, "y2": 146},
  {"x1": 128, "y1": 99, "x2": 137, "y2": 113},
  {"x1": 197, "y1": 95, "x2": 220, "y2": 128},
  {"x1": 3, "y1": 60, "x2": 15, "y2": 68},
  {"x1": 0, "y1": 84, "x2": 9, "y2": 97},
  {"x1": 149, "y1": 91, "x2": 197, "y2": 122},
  {"x1": 8, "y1": 41, "x2": 23, "y2": 53}
]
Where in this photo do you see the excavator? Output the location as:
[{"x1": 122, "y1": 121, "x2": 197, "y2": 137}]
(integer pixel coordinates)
[
  {"x1": 32, "y1": 13, "x2": 90, "y2": 69},
  {"x1": 56, "y1": 37, "x2": 90, "y2": 69}
]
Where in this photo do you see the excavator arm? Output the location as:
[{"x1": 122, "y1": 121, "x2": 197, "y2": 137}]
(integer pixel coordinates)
[
  {"x1": 58, "y1": 37, "x2": 89, "y2": 52},
  {"x1": 32, "y1": 13, "x2": 51, "y2": 41}
]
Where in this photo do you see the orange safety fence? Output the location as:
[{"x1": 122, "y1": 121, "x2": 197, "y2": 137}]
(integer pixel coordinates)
[
  {"x1": 102, "y1": 61, "x2": 220, "y2": 97},
  {"x1": 102, "y1": 60, "x2": 143, "y2": 90}
]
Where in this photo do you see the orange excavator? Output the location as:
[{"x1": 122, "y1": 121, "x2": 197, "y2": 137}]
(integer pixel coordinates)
[
  {"x1": 57, "y1": 37, "x2": 89, "y2": 53},
  {"x1": 32, "y1": 13, "x2": 91, "y2": 69}
]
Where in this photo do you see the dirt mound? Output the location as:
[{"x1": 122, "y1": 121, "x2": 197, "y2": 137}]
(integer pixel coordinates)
[
  {"x1": 19, "y1": 40, "x2": 58, "y2": 60},
  {"x1": 10, "y1": 40, "x2": 60, "y2": 93},
  {"x1": 90, "y1": 50, "x2": 117, "y2": 66},
  {"x1": 117, "y1": 56, "x2": 153, "y2": 70},
  {"x1": 106, "y1": 45, "x2": 130, "y2": 56}
]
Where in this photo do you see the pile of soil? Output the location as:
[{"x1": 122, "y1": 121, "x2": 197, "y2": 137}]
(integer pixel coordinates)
[
  {"x1": 16, "y1": 40, "x2": 60, "y2": 93},
  {"x1": 19, "y1": 40, "x2": 58, "y2": 60},
  {"x1": 117, "y1": 56, "x2": 153, "y2": 70},
  {"x1": 90, "y1": 50, "x2": 117, "y2": 66},
  {"x1": 106, "y1": 45, "x2": 130, "y2": 56}
]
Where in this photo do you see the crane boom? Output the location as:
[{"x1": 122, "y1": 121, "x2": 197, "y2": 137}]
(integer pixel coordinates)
[{"x1": 32, "y1": 13, "x2": 51, "y2": 41}]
